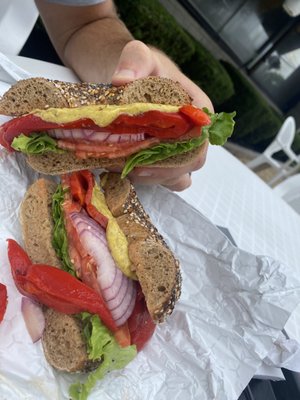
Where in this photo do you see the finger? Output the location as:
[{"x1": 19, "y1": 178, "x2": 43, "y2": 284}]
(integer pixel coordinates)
[
  {"x1": 162, "y1": 173, "x2": 192, "y2": 192},
  {"x1": 190, "y1": 140, "x2": 209, "y2": 171},
  {"x1": 111, "y1": 40, "x2": 157, "y2": 85},
  {"x1": 130, "y1": 172, "x2": 192, "y2": 192}
]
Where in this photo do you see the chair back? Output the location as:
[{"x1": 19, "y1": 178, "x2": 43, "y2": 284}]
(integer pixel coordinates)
[
  {"x1": 275, "y1": 116, "x2": 296, "y2": 149},
  {"x1": 263, "y1": 116, "x2": 296, "y2": 158},
  {"x1": 0, "y1": 0, "x2": 38, "y2": 55}
]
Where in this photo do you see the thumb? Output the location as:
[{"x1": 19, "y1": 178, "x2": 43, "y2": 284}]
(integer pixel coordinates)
[{"x1": 112, "y1": 40, "x2": 157, "y2": 85}]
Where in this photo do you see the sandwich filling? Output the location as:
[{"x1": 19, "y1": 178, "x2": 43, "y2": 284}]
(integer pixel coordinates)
[{"x1": 0, "y1": 103, "x2": 235, "y2": 176}]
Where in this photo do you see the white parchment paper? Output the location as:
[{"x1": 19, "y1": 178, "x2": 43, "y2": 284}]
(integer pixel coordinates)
[{"x1": 1, "y1": 151, "x2": 300, "y2": 400}]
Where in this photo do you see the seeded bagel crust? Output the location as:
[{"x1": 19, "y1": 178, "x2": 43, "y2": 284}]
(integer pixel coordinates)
[{"x1": 0, "y1": 76, "x2": 191, "y2": 116}]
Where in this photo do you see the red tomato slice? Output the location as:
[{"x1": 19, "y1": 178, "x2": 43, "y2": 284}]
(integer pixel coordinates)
[
  {"x1": 60, "y1": 137, "x2": 160, "y2": 160},
  {"x1": 57, "y1": 137, "x2": 159, "y2": 154},
  {"x1": 61, "y1": 198, "x2": 86, "y2": 279},
  {"x1": 114, "y1": 322, "x2": 131, "y2": 348},
  {"x1": 80, "y1": 255, "x2": 101, "y2": 295},
  {"x1": 127, "y1": 285, "x2": 156, "y2": 351},
  {"x1": 0, "y1": 283, "x2": 7, "y2": 323}
]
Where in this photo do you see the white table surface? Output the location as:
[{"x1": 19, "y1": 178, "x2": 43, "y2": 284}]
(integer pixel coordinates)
[
  {"x1": 1, "y1": 54, "x2": 300, "y2": 356},
  {"x1": 178, "y1": 145, "x2": 300, "y2": 341},
  {"x1": 179, "y1": 145, "x2": 300, "y2": 269}
]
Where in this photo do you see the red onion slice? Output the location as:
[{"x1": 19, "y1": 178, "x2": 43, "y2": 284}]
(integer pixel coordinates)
[
  {"x1": 102, "y1": 267, "x2": 124, "y2": 299},
  {"x1": 70, "y1": 210, "x2": 136, "y2": 327},
  {"x1": 48, "y1": 129, "x2": 145, "y2": 143},
  {"x1": 107, "y1": 272, "x2": 127, "y2": 309},
  {"x1": 113, "y1": 281, "x2": 136, "y2": 326},
  {"x1": 21, "y1": 297, "x2": 45, "y2": 343},
  {"x1": 48, "y1": 129, "x2": 110, "y2": 142}
]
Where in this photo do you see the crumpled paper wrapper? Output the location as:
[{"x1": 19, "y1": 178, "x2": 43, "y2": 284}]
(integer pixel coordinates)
[
  {"x1": 263, "y1": 332, "x2": 300, "y2": 373},
  {"x1": 1, "y1": 151, "x2": 300, "y2": 400}
]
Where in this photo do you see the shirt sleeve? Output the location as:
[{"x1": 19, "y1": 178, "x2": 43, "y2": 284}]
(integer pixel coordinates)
[{"x1": 46, "y1": 0, "x2": 106, "y2": 5}]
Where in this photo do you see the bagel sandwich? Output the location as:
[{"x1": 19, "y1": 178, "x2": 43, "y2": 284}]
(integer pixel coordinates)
[{"x1": 0, "y1": 77, "x2": 235, "y2": 176}]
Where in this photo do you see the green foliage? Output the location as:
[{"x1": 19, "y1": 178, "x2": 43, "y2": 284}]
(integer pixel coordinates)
[
  {"x1": 219, "y1": 61, "x2": 284, "y2": 152},
  {"x1": 115, "y1": 0, "x2": 195, "y2": 64},
  {"x1": 180, "y1": 41, "x2": 234, "y2": 106},
  {"x1": 115, "y1": 0, "x2": 234, "y2": 106}
]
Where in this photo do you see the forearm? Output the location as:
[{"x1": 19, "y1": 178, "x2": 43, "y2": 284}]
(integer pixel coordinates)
[
  {"x1": 63, "y1": 17, "x2": 133, "y2": 83},
  {"x1": 35, "y1": 0, "x2": 133, "y2": 82}
]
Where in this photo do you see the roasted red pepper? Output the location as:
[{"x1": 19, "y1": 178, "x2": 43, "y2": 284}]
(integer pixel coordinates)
[
  {"x1": 69, "y1": 172, "x2": 87, "y2": 205},
  {"x1": 110, "y1": 110, "x2": 192, "y2": 138},
  {"x1": 68, "y1": 170, "x2": 108, "y2": 229},
  {"x1": 0, "y1": 107, "x2": 207, "y2": 151},
  {"x1": 7, "y1": 238, "x2": 32, "y2": 295},
  {"x1": 81, "y1": 170, "x2": 109, "y2": 228},
  {"x1": 127, "y1": 285, "x2": 156, "y2": 351},
  {"x1": 0, "y1": 283, "x2": 8, "y2": 323},
  {"x1": 180, "y1": 105, "x2": 211, "y2": 126},
  {"x1": 7, "y1": 239, "x2": 117, "y2": 332}
]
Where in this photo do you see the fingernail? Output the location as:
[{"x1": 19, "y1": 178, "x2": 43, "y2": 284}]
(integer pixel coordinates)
[{"x1": 113, "y1": 69, "x2": 136, "y2": 79}]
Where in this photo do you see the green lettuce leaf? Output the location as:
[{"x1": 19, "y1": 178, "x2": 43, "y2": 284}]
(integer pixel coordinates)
[
  {"x1": 11, "y1": 133, "x2": 64, "y2": 154},
  {"x1": 69, "y1": 313, "x2": 137, "y2": 400},
  {"x1": 202, "y1": 108, "x2": 236, "y2": 146},
  {"x1": 121, "y1": 134, "x2": 209, "y2": 178},
  {"x1": 121, "y1": 110, "x2": 236, "y2": 177},
  {"x1": 52, "y1": 184, "x2": 75, "y2": 275}
]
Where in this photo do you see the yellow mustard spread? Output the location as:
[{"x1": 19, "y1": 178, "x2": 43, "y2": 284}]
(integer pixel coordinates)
[
  {"x1": 32, "y1": 103, "x2": 180, "y2": 126},
  {"x1": 91, "y1": 184, "x2": 137, "y2": 280}
]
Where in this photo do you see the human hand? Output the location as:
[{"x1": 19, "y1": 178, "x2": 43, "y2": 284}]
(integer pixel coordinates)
[{"x1": 111, "y1": 40, "x2": 213, "y2": 191}]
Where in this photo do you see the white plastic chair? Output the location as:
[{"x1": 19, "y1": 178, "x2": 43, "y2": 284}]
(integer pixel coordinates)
[
  {"x1": 246, "y1": 116, "x2": 299, "y2": 185},
  {"x1": 0, "y1": 0, "x2": 39, "y2": 55},
  {"x1": 273, "y1": 173, "x2": 300, "y2": 214}
]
